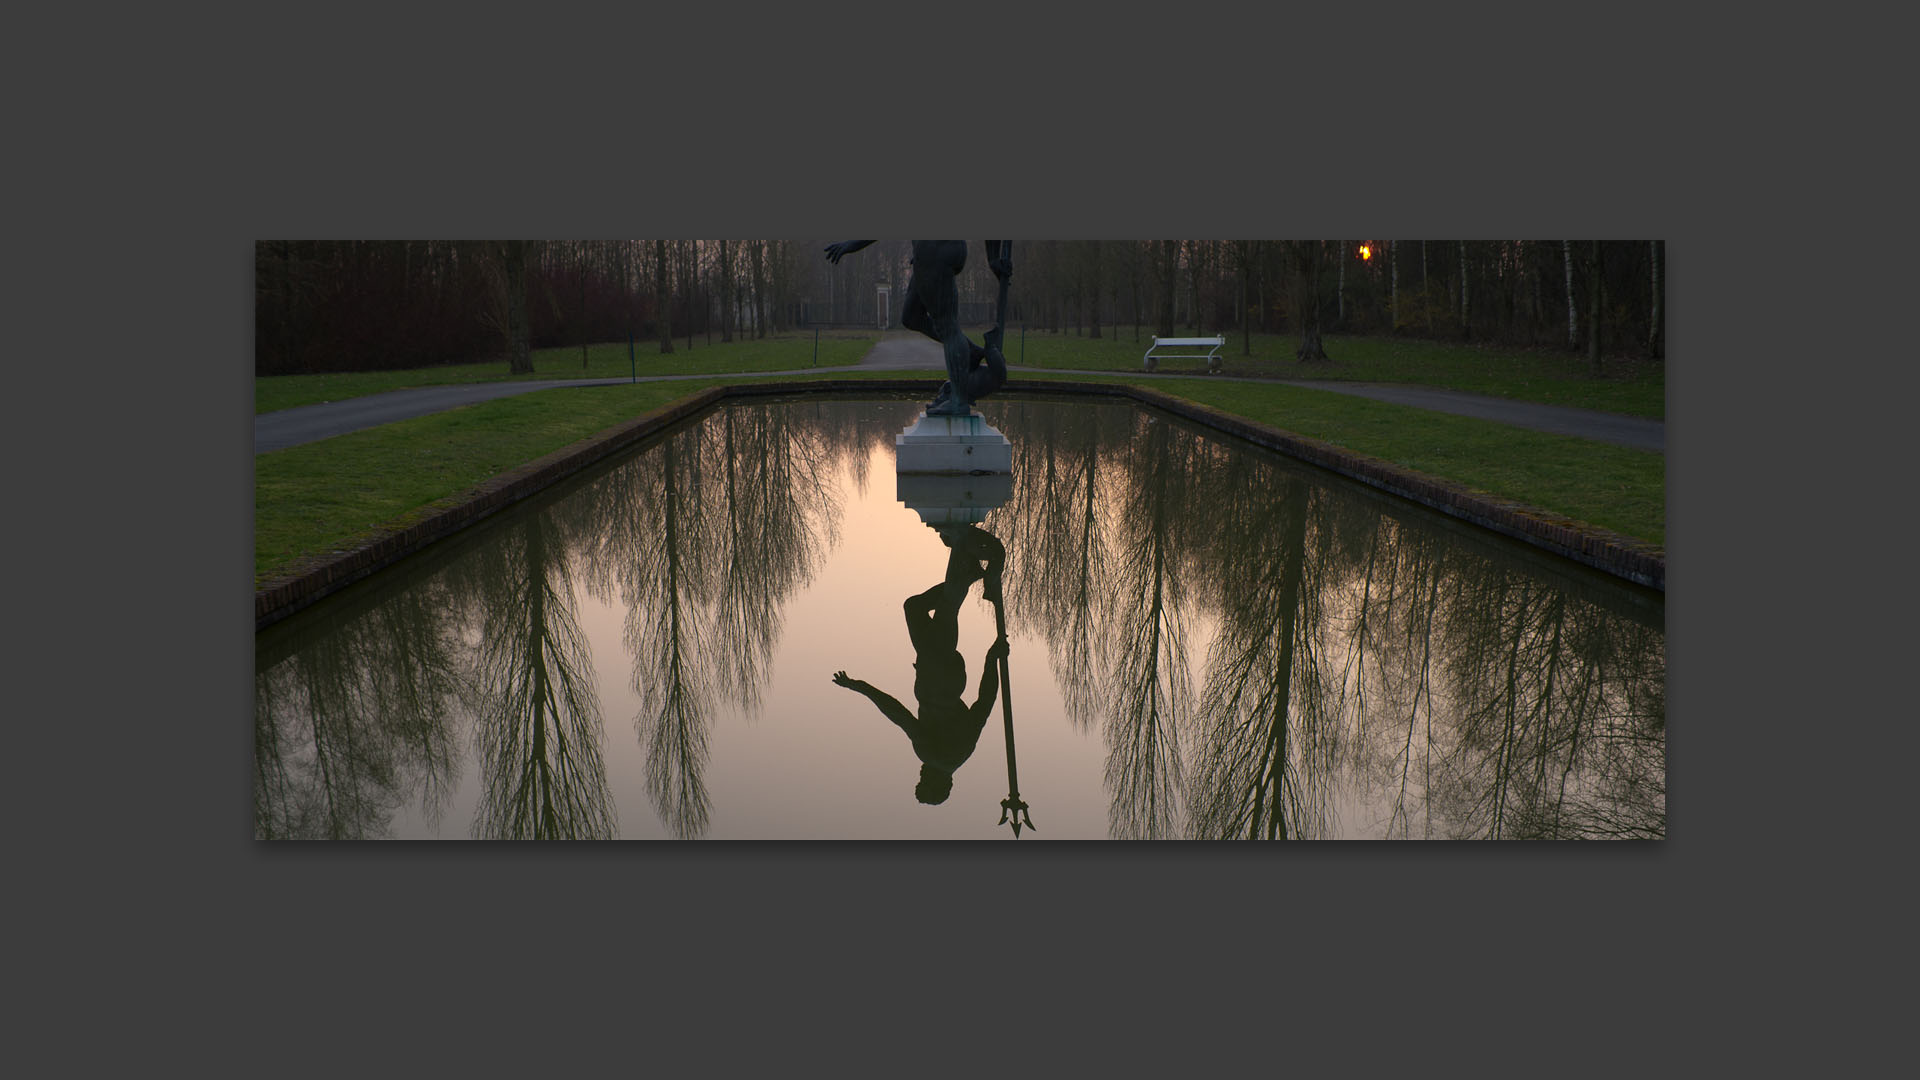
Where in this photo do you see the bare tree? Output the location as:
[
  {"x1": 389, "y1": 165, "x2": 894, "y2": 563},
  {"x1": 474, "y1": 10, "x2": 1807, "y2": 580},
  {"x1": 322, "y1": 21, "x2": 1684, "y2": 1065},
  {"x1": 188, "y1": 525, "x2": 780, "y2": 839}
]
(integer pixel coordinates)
[
  {"x1": 1564, "y1": 239, "x2": 1578, "y2": 348},
  {"x1": 501, "y1": 240, "x2": 531, "y2": 373},
  {"x1": 1293, "y1": 241, "x2": 1328, "y2": 363},
  {"x1": 718, "y1": 239, "x2": 735, "y2": 342},
  {"x1": 654, "y1": 239, "x2": 674, "y2": 354},
  {"x1": 1587, "y1": 240, "x2": 1603, "y2": 373},
  {"x1": 1648, "y1": 240, "x2": 1662, "y2": 360}
]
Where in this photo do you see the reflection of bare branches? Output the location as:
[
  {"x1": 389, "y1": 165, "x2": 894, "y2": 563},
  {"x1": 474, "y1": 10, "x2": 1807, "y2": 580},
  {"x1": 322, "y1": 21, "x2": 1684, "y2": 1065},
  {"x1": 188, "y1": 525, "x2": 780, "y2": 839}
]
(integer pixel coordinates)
[
  {"x1": 1386, "y1": 545, "x2": 1666, "y2": 839},
  {"x1": 469, "y1": 513, "x2": 616, "y2": 840},
  {"x1": 257, "y1": 395, "x2": 1665, "y2": 841},
  {"x1": 254, "y1": 581, "x2": 464, "y2": 839},
  {"x1": 712, "y1": 404, "x2": 841, "y2": 717},
  {"x1": 1381, "y1": 544, "x2": 1447, "y2": 839},
  {"x1": 1190, "y1": 473, "x2": 1316, "y2": 839},
  {"x1": 565, "y1": 400, "x2": 887, "y2": 838},
  {"x1": 1100, "y1": 413, "x2": 1201, "y2": 839},
  {"x1": 626, "y1": 437, "x2": 718, "y2": 839},
  {"x1": 1000, "y1": 401, "x2": 1120, "y2": 733}
]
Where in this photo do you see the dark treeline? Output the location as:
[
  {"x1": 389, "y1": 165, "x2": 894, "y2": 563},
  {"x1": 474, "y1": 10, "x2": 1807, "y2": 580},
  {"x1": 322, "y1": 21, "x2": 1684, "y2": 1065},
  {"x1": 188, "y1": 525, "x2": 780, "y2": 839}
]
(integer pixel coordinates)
[
  {"x1": 258, "y1": 239, "x2": 1663, "y2": 377},
  {"x1": 997, "y1": 240, "x2": 1664, "y2": 365},
  {"x1": 255, "y1": 240, "x2": 827, "y2": 376}
]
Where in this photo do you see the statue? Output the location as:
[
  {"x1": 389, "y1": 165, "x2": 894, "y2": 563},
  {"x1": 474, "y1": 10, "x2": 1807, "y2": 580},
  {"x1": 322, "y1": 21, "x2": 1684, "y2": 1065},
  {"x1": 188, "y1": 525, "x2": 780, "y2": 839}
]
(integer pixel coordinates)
[
  {"x1": 831, "y1": 523, "x2": 1008, "y2": 805},
  {"x1": 825, "y1": 240, "x2": 1012, "y2": 415}
]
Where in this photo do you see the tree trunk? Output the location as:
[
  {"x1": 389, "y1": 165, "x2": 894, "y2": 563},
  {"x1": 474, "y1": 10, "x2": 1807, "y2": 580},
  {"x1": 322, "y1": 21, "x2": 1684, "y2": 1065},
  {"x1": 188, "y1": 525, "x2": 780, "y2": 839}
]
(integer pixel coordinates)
[
  {"x1": 1240, "y1": 240, "x2": 1251, "y2": 355},
  {"x1": 1130, "y1": 242, "x2": 1142, "y2": 343},
  {"x1": 1422, "y1": 240, "x2": 1431, "y2": 333},
  {"x1": 655, "y1": 239, "x2": 674, "y2": 354},
  {"x1": 719, "y1": 240, "x2": 735, "y2": 343},
  {"x1": 1390, "y1": 240, "x2": 1398, "y2": 333},
  {"x1": 1564, "y1": 239, "x2": 1578, "y2": 348},
  {"x1": 1458, "y1": 241, "x2": 1470, "y2": 340},
  {"x1": 1648, "y1": 240, "x2": 1662, "y2": 360},
  {"x1": 278, "y1": 240, "x2": 294, "y2": 372},
  {"x1": 750, "y1": 242, "x2": 766, "y2": 339},
  {"x1": 1256, "y1": 242, "x2": 1267, "y2": 334},
  {"x1": 1337, "y1": 240, "x2": 1346, "y2": 327},
  {"x1": 1295, "y1": 241, "x2": 1328, "y2": 362},
  {"x1": 578, "y1": 241, "x2": 590, "y2": 369},
  {"x1": 620, "y1": 241, "x2": 633, "y2": 349},
  {"x1": 503, "y1": 240, "x2": 531, "y2": 373},
  {"x1": 1156, "y1": 240, "x2": 1177, "y2": 338},
  {"x1": 1187, "y1": 241, "x2": 1201, "y2": 333},
  {"x1": 1087, "y1": 241, "x2": 1102, "y2": 339},
  {"x1": 1587, "y1": 240, "x2": 1603, "y2": 374}
]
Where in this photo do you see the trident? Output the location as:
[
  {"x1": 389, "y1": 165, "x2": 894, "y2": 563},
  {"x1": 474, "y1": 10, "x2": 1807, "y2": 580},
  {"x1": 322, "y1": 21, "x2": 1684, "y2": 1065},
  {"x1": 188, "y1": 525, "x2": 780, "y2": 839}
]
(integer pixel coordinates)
[{"x1": 992, "y1": 587, "x2": 1036, "y2": 838}]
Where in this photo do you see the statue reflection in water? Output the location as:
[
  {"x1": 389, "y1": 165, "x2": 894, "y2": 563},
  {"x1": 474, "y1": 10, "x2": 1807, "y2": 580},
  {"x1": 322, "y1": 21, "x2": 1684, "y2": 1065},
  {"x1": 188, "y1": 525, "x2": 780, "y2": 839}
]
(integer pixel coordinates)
[{"x1": 832, "y1": 523, "x2": 1008, "y2": 805}]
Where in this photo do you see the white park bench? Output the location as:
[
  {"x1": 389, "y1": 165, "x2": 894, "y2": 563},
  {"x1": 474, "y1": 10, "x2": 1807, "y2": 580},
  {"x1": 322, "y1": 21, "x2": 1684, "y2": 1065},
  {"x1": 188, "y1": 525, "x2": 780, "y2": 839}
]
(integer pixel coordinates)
[{"x1": 1143, "y1": 334, "x2": 1226, "y2": 373}]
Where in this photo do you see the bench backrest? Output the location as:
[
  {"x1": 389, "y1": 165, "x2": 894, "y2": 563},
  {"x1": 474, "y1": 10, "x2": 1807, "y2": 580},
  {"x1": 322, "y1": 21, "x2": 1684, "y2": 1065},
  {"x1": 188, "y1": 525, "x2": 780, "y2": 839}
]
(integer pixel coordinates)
[{"x1": 1151, "y1": 336, "x2": 1225, "y2": 346}]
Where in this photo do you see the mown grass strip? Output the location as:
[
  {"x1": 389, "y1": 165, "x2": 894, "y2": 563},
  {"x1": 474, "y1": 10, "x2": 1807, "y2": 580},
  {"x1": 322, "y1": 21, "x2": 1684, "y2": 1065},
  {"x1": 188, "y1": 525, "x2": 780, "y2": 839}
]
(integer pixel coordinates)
[
  {"x1": 1010, "y1": 330, "x2": 1664, "y2": 418},
  {"x1": 256, "y1": 380, "x2": 735, "y2": 578},
  {"x1": 1131, "y1": 376, "x2": 1664, "y2": 546}
]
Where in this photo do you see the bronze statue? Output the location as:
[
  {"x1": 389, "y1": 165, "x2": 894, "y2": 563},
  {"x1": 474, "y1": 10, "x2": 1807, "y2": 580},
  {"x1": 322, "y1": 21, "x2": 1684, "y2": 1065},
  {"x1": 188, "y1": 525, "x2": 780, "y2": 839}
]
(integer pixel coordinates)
[
  {"x1": 831, "y1": 523, "x2": 1008, "y2": 805},
  {"x1": 824, "y1": 240, "x2": 1011, "y2": 415}
]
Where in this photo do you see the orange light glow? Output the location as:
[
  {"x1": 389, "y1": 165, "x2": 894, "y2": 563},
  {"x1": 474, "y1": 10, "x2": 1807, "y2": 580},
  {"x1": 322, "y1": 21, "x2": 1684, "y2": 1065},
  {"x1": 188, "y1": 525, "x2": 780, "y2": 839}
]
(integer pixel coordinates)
[{"x1": 1359, "y1": 244, "x2": 1372, "y2": 261}]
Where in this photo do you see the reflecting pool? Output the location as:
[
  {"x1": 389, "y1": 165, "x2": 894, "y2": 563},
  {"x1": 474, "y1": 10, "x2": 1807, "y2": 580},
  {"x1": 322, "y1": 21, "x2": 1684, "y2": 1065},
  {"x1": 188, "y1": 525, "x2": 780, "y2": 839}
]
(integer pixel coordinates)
[{"x1": 255, "y1": 396, "x2": 1665, "y2": 839}]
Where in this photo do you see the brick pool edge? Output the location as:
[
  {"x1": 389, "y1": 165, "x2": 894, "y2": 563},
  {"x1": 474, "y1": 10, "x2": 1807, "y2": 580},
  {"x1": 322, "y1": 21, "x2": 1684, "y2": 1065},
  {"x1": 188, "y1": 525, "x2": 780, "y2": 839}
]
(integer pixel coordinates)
[{"x1": 255, "y1": 378, "x2": 1664, "y2": 630}]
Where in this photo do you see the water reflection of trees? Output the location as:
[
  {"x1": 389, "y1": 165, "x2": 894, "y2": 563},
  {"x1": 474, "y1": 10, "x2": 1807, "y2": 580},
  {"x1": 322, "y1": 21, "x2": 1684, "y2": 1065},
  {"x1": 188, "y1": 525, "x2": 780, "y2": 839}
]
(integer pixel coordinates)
[
  {"x1": 254, "y1": 578, "x2": 465, "y2": 839},
  {"x1": 571, "y1": 400, "x2": 892, "y2": 837},
  {"x1": 455, "y1": 510, "x2": 617, "y2": 839},
  {"x1": 995, "y1": 397, "x2": 1666, "y2": 840},
  {"x1": 256, "y1": 396, "x2": 1663, "y2": 840},
  {"x1": 256, "y1": 399, "x2": 900, "y2": 840}
]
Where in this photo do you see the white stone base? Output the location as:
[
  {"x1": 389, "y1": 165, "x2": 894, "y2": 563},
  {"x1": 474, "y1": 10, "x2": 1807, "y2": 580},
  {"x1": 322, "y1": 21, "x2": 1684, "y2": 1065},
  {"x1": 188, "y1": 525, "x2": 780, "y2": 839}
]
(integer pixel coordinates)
[
  {"x1": 894, "y1": 410, "x2": 1013, "y2": 475},
  {"x1": 895, "y1": 472, "x2": 1013, "y2": 524}
]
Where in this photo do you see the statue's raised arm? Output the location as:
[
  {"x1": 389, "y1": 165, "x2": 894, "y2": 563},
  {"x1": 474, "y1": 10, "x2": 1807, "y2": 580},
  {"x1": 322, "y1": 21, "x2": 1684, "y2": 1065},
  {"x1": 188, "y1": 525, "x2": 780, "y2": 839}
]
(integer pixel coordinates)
[{"x1": 823, "y1": 241, "x2": 875, "y2": 264}]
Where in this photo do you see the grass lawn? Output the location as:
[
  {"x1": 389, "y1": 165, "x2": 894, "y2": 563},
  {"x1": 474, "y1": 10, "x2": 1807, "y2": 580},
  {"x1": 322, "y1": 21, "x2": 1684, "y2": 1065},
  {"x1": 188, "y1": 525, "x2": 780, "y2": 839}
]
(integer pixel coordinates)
[
  {"x1": 255, "y1": 368, "x2": 1664, "y2": 586},
  {"x1": 1124, "y1": 375, "x2": 1664, "y2": 546},
  {"x1": 254, "y1": 331, "x2": 881, "y2": 414},
  {"x1": 1008, "y1": 329, "x2": 1665, "y2": 418}
]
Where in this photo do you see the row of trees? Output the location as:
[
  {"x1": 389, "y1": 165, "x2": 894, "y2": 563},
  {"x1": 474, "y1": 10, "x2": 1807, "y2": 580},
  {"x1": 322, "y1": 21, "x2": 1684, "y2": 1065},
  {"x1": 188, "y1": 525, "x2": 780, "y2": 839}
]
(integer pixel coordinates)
[
  {"x1": 256, "y1": 398, "x2": 1664, "y2": 840},
  {"x1": 993, "y1": 240, "x2": 1664, "y2": 365},
  {"x1": 254, "y1": 239, "x2": 1664, "y2": 376},
  {"x1": 254, "y1": 240, "x2": 830, "y2": 375}
]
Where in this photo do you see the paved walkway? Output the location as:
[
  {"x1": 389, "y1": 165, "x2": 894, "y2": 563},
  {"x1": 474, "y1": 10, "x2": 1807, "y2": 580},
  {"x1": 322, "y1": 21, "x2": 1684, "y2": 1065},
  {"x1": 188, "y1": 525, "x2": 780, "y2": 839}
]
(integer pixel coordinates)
[{"x1": 256, "y1": 331, "x2": 1663, "y2": 454}]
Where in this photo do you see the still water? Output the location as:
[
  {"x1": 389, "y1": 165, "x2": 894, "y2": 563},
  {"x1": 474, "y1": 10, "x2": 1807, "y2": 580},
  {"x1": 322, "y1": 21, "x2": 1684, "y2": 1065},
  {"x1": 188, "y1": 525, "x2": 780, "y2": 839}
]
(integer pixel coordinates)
[{"x1": 255, "y1": 396, "x2": 1665, "y2": 840}]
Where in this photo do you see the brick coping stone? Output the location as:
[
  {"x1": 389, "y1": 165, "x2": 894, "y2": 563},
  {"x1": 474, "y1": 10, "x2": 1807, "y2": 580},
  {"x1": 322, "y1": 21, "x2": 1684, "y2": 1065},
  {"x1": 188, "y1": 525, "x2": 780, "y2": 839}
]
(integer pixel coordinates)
[{"x1": 255, "y1": 378, "x2": 1664, "y2": 630}]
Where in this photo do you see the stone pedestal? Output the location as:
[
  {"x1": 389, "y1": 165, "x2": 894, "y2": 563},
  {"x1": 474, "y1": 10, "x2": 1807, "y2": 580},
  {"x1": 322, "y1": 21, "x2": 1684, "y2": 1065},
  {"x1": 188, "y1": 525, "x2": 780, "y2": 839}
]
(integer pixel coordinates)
[
  {"x1": 895, "y1": 472, "x2": 1013, "y2": 525},
  {"x1": 894, "y1": 410, "x2": 1013, "y2": 475}
]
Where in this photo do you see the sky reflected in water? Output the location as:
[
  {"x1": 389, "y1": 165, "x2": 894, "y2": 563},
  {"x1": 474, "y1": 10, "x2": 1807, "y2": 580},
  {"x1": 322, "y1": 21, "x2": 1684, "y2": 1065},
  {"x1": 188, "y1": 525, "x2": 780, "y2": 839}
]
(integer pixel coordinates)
[{"x1": 255, "y1": 396, "x2": 1665, "y2": 839}]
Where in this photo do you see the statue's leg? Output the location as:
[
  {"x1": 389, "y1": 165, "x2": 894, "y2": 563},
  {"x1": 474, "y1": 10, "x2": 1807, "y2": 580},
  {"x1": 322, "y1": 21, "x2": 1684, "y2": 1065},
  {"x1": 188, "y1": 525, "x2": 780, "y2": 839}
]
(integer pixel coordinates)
[
  {"x1": 920, "y1": 264, "x2": 975, "y2": 414},
  {"x1": 902, "y1": 288, "x2": 935, "y2": 341},
  {"x1": 937, "y1": 332, "x2": 976, "y2": 413},
  {"x1": 904, "y1": 584, "x2": 945, "y2": 652},
  {"x1": 960, "y1": 334, "x2": 1007, "y2": 403}
]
